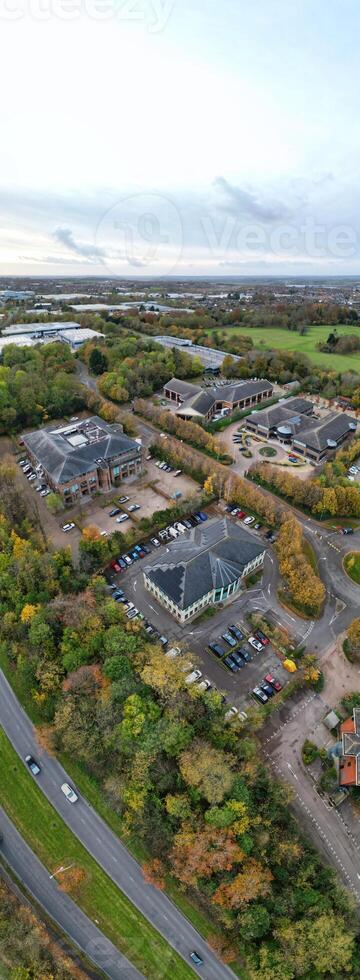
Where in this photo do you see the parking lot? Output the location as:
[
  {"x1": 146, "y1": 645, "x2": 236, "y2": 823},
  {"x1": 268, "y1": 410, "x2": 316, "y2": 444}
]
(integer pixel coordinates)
[{"x1": 106, "y1": 511, "x2": 288, "y2": 712}]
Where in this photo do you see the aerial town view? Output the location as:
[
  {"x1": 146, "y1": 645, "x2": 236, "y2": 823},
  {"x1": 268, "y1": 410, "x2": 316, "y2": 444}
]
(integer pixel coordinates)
[{"x1": 2, "y1": 3, "x2": 360, "y2": 980}]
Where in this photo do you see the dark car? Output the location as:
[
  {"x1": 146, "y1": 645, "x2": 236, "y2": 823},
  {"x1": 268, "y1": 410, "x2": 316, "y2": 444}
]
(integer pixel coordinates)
[
  {"x1": 224, "y1": 655, "x2": 239, "y2": 672},
  {"x1": 261, "y1": 682, "x2": 275, "y2": 698},
  {"x1": 140, "y1": 543, "x2": 151, "y2": 554},
  {"x1": 183, "y1": 519, "x2": 192, "y2": 529},
  {"x1": 192, "y1": 513, "x2": 202, "y2": 524},
  {"x1": 264, "y1": 673, "x2": 282, "y2": 692},
  {"x1": 190, "y1": 952, "x2": 203, "y2": 966},
  {"x1": 265, "y1": 529, "x2": 273, "y2": 539},
  {"x1": 209, "y1": 642, "x2": 225, "y2": 658},
  {"x1": 118, "y1": 558, "x2": 127, "y2": 570},
  {"x1": 231, "y1": 651, "x2": 245, "y2": 668},
  {"x1": 222, "y1": 631, "x2": 237, "y2": 647},
  {"x1": 253, "y1": 686, "x2": 268, "y2": 704},
  {"x1": 229, "y1": 624, "x2": 243, "y2": 641},
  {"x1": 255, "y1": 629, "x2": 269, "y2": 646},
  {"x1": 109, "y1": 507, "x2": 121, "y2": 517},
  {"x1": 239, "y1": 646, "x2": 252, "y2": 662},
  {"x1": 197, "y1": 511, "x2": 208, "y2": 521},
  {"x1": 343, "y1": 527, "x2": 354, "y2": 535},
  {"x1": 25, "y1": 754, "x2": 41, "y2": 776}
]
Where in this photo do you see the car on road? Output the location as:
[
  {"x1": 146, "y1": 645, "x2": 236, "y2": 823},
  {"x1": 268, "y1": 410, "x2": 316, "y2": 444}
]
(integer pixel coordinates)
[
  {"x1": 248, "y1": 636, "x2": 263, "y2": 652},
  {"x1": 118, "y1": 496, "x2": 129, "y2": 503},
  {"x1": 255, "y1": 629, "x2": 269, "y2": 646},
  {"x1": 224, "y1": 655, "x2": 239, "y2": 672},
  {"x1": 109, "y1": 508, "x2": 121, "y2": 517},
  {"x1": 229, "y1": 624, "x2": 243, "y2": 641},
  {"x1": 185, "y1": 668, "x2": 202, "y2": 684},
  {"x1": 264, "y1": 673, "x2": 282, "y2": 692},
  {"x1": 222, "y1": 631, "x2": 237, "y2": 647},
  {"x1": 253, "y1": 686, "x2": 268, "y2": 704},
  {"x1": 116, "y1": 513, "x2": 129, "y2": 523},
  {"x1": 25, "y1": 754, "x2": 41, "y2": 776},
  {"x1": 128, "y1": 503, "x2": 141, "y2": 512},
  {"x1": 61, "y1": 782, "x2": 78, "y2": 803},
  {"x1": 62, "y1": 522, "x2": 75, "y2": 533},
  {"x1": 190, "y1": 952, "x2": 203, "y2": 967},
  {"x1": 209, "y1": 642, "x2": 225, "y2": 658}
]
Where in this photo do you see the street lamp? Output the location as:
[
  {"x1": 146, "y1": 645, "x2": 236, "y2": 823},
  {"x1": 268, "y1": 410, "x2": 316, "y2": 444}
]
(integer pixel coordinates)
[{"x1": 49, "y1": 863, "x2": 74, "y2": 880}]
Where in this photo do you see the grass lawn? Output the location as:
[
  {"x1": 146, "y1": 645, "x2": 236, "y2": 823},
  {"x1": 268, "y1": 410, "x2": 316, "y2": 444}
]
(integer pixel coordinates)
[
  {"x1": 343, "y1": 552, "x2": 360, "y2": 585},
  {"x1": 217, "y1": 324, "x2": 360, "y2": 373},
  {"x1": 0, "y1": 728, "x2": 193, "y2": 980}
]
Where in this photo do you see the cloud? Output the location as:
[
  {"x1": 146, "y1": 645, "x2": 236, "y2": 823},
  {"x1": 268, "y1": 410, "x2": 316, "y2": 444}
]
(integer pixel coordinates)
[
  {"x1": 53, "y1": 226, "x2": 107, "y2": 263},
  {"x1": 213, "y1": 175, "x2": 291, "y2": 222}
]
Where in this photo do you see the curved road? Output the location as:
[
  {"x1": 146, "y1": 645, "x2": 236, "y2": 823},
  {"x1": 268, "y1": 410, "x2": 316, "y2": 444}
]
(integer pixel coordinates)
[
  {"x1": 0, "y1": 807, "x2": 142, "y2": 980},
  {"x1": 0, "y1": 672, "x2": 234, "y2": 980}
]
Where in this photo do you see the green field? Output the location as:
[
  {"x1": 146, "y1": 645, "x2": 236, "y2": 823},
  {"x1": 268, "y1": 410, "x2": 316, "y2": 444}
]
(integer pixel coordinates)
[
  {"x1": 0, "y1": 728, "x2": 193, "y2": 980},
  {"x1": 343, "y1": 552, "x2": 360, "y2": 584},
  {"x1": 219, "y1": 324, "x2": 360, "y2": 373}
]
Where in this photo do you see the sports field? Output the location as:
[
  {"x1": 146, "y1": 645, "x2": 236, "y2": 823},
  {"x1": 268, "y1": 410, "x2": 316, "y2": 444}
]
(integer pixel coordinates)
[{"x1": 219, "y1": 324, "x2": 360, "y2": 373}]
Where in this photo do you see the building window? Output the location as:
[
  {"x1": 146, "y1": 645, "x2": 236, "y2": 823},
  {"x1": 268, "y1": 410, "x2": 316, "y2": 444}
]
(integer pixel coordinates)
[{"x1": 214, "y1": 588, "x2": 222, "y2": 602}]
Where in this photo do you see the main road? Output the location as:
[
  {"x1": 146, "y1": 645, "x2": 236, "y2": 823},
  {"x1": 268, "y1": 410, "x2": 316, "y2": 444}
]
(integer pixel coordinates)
[
  {"x1": 0, "y1": 807, "x2": 143, "y2": 980},
  {"x1": 0, "y1": 671, "x2": 235, "y2": 980}
]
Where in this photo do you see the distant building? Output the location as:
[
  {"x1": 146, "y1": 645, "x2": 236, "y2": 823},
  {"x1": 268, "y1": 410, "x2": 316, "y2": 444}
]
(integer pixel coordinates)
[
  {"x1": 22, "y1": 416, "x2": 142, "y2": 504},
  {"x1": 143, "y1": 517, "x2": 266, "y2": 623},
  {"x1": 246, "y1": 397, "x2": 357, "y2": 462},
  {"x1": 163, "y1": 377, "x2": 273, "y2": 422},
  {"x1": 0, "y1": 322, "x2": 104, "y2": 353},
  {"x1": 155, "y1": 335, "x2": 242, "y2": 369}
]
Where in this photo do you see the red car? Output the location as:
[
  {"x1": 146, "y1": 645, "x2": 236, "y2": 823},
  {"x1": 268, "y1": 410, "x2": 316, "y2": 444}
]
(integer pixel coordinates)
[
  {"x1": 264, "y1": 674, "x2": 282, "y2": 692},
  {"x1": 255, "y1": 629, "x2": 269, "y2": 646},
  {"x1": 237, "y1": 510, "x2": 246, "y2": 519},
  {"x1": 111, "y1": 560, "x2": 121, "y2": 572}
]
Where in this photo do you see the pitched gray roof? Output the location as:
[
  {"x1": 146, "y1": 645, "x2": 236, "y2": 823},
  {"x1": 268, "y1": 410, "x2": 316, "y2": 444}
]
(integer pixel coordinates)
[
  {"x1": 177, "y1": 389, "x2": 216, "y2": 416},
  {"x1": 249, "y1": 397, "x2": 314, "y2": 430},
  {"x1": 144, "y1": 517, "x2": 265, "y2": 609},
  {"x1": 295, "y1": 413, "x2": 356, "y2": 451},
  {"x1": 163, "y1": 378, "x2": 201, "y2": 398},
  {"x1": 218, "y1": 379, "x2": 273, "y2": 403},
  {"x1": 22, "y1": 416, "x2": 140, "y2": 485}
]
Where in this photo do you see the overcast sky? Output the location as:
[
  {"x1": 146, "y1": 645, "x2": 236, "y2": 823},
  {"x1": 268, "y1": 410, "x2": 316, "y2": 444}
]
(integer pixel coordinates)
[{"x1": 1, "y1": 0, "x2": 360, "y2": 277}]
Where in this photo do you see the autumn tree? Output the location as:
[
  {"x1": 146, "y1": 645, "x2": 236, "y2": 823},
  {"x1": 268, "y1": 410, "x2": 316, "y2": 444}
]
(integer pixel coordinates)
[
  {"x1": 213, "y1": 858, "x2": 273, "y2": 908},
  {"x1": 170, "y1": 823, "x2": 244, "y2": 886},
  {"x1": 179, "y1": 740, "x2": 234, "y2": 803},
  {"x1": 346, "y1": 617, "x2": 360, "y2": 660}
]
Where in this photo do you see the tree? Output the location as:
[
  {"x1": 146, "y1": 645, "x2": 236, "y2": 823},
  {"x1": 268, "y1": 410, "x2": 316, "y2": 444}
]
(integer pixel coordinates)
[
  {"x1": 179, "y1": 740, "x2": 234, "y2": 803},
  {"x1": 213, "y1": 858, "x2": 273, "y2": 908},
  {"x1": 203, "y1": 473, "x2": 215, "y2": 496},
  {"x1": 142, "y1": 858, "x2": 165, "y2": 890},
  {"x1": 346, "y1": 618, "x2": 360, "y2": 660},
  {"x1": 46, "y1": 491, "x2": 63, "y2": 515},
  {"x1": 275, "y1": 911, "x2": 354, "y2": 976},
  {"x1": 302, "y1": 653, "x2": 320, "y2": 685},
  {"x1": 238, "y1": 903, "x2": 271, "y2": 939},
  {"x1": 89, "y1": 347, "x2": 108, "y2": 375},
  {"x1": 170, "y1": 823, "x2": 244, "y2": 886}
]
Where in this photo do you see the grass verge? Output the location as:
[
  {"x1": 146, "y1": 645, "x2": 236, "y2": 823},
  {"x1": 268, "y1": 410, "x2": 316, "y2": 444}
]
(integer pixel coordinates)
[
  {"x1": 0, "y1": 727, "x2": 193, "y2": 980},
  {"x1": 343, "y1": 552, "x2": 360, "y2": 585}
]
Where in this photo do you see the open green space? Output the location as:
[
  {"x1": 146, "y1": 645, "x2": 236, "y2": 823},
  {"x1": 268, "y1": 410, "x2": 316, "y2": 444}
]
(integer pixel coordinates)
[
  {"x1": 0, "y1": 728, "x2": 193, "y2": 980},
  {"x1": 217, "y1": 324, "x2": 360, "y2": 373},
  {"x1": 343, "y1": 552, "x2": 360, "y2": 585}
]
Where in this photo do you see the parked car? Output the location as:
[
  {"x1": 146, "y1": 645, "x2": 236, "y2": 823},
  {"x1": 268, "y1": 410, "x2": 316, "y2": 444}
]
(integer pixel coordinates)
[
  {"x1": 222, "y1": 631, "x2": 237, "y2": 647},
  {"x1": 239, "y1": 646, "x2": 252, "y2": 662},
  {"x1": 224, "y1": 655, "x2": 239, "y2": 672},
  {"x1": 183, "y1": 519, "x2": 192, "y2": 529},
  {"x1": 261, "y1": 681, "x2": 275, "y2": 698},
  {"x1": 236, "y1": 510, "x2": 246, "y2": 519},
  {"x1": 229, "y1": 624, "x2": 243, "y2": 641},
  {"x1": 264, "y1": 673, "x2": 282, "y2": 692},
  {"x1": 253, "y1": 686, "x2": 268, "y2": 704},
  {"x1": 25, "y1": 754, "x2": 41, "y2": 776},
  {"x1": 122, "y1": 555, "x2": 132, "y2": 566},
  {"x1": 116, "y1": 513, "x2": 129, "y2": 523},
  {"x1": 243, "y1": 515, "x2": 255, "y2": 525},
  {"x1": 255, "y1": 629, "x2": 269, "y2": 646},
  {"x1": 196, "y1": 511, "x2": 208, "y2": 521},
  {"x1": 118, "y1": 496, "x2": 129, "y2": 503},
  {"x1": 209, "y1": 642, "x2": 225, "y2": 658},
  {"x1": 128, "y1": 503, "x2": 141, "y2": 512},
  {"x1": 62, "y1": 522, "x2": 75, "y2": 532},
  {"x1": 197, "y1": 678, "x2": 212, "y2": 692},
  {"x1": 185, "y1": 668, "x2": 202, "y2": 684},
  {"x1": 192, "y1": 513, "x2": 202, "y2": 524},
  {"x1": 151, "y1": 537, "x2": 161, "y2": 547},
  {"x1": 61, "y1": 782, "x2": 78, "y2": 803},
  {"x1": 175, "y1": 522, "x2": 186, "y2": 533},
  {"x1": 40, "y1": 489, "x2": 51, "y2": 497},
  {"x1": 343, "y1": 527, "x2": 354, "y2": 535},
  {"x1": 134, "y1": 545, "x2": 145, "y2": 557},
  {"x1": 225, "y1": 706, "x2": 238, "y2": 722},
  {"x1": 109, "y1": 507, "x2": 121, "y2": 517},
  {"x1": 231, "y1": 651, "x2": 245, "y2": 668},
  {"x1": 165, "y1": 646, "x2": 181, "y2": 658},
  {"x1": 248, "y1": 636, "x2": 263, "y2": 652},
  {"x1": 159, "y1": 635, "x2": 168, "y2": 647},
  {"x1": 118, "y1": 558, "x2": 127, "y2": 569},
  {"x1": 111, "y1": 561, "x2": 121, "y2": 572},
  {"x1": 127, "y1": 607, "x2": 139, "y2": 619}
]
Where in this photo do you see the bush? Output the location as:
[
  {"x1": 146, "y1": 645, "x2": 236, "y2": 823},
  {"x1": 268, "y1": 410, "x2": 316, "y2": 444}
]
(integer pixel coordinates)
[
  {"x1": 302, "y1": 740, "x2": 319, "y2": 765},
  {"x1": 312, "y1": 670, "x2": 324, "y2": 692}
]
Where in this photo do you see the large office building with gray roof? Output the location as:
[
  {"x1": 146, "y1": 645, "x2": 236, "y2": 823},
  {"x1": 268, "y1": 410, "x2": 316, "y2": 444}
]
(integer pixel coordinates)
[
  {"x1": 22, "y1": 416, "x2": 142, "y2": 504},
  {"x1": 143, "y1": 517, "x2": 266, "y2": 623}
]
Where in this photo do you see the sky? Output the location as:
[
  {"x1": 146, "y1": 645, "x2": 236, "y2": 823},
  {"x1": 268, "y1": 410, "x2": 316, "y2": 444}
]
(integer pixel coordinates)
[{"x1": 1, "y1": 0, "x2": 360, "y2": 277}]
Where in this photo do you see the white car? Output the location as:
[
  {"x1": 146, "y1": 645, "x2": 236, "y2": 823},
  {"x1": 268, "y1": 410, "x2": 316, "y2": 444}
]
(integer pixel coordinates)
[
  {"x1": 185, "y1": 668, "x2": 202, "y2": 685},
  {"x1": 243, "y1": 516, "x2": 255, "y2": 525},
  {"x1": 61, "y1": 782, "x2": 78, "y2": 803},
  {"x1": 40, "y1": 489, "x2": 51, "y2": 497},
  {"x1": 197, "y1": 678, "x2": 212, "y2": 692},
  {"x1": 28, "y1": 474, "x2": 36, "y2": 482},
  {"x1": 165, "y1": 646, "x2": 181, "y2": 658},
  {"x1": 225, "y1": 706, "x2": 239, "y2": 722},
  {"x1": 349, "y1": 466, "x2": 359, "y2": 475},
  {"x1": 248, "y1": 635, "x2": 263, "y2": 652},
  {"x1": 123, "y1": 555, "x2": 132, "y2": 565},
  {"x1": 175, "y1": 522, "x2": 186, "y2": 533},
  {"x1": 62, "y1": 522, "x2": 75, "y2": 532},
  {"x1": 348, "y1": 475, "x2": 355, "y2": 482},
  {"x1": 151, "y1": 537, "x2": 160, "y2": 547},
  {"x1": 116, "y1": 514, "x2": 129, "y2": 523}
]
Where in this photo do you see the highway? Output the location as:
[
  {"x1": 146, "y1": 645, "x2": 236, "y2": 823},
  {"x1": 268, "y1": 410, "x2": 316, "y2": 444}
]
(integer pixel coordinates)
[
  {"x1": 0, "y1": 671, "x2": 235, "y2": 980},
  {"x1": 0, "y1": 807, "x2": 142, "y2": 980}
]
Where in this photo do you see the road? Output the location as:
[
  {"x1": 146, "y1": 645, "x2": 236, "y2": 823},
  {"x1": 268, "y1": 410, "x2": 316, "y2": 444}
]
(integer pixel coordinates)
[
  {"x1": 0, "y1": 807, "x2": 142, "y2": 980},
  {"x1": 0, "y1": 672, "x2": 235, "y2": 980},
  {"x1": 261, "y1": 689, "x2": 360, "y2": 905}
]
